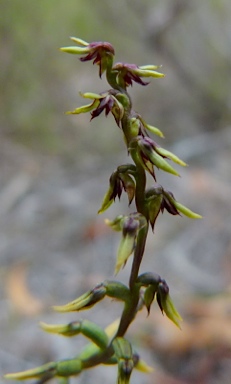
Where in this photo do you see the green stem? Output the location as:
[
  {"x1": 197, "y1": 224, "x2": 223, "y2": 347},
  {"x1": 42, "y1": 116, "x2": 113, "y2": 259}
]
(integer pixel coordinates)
[
  {"x1": 81, "y1": 345, "x2": 115, "y2": 369},
  {"x1": 105, "y1": 56, "x2": 124, "y2": 92},
  {"x1": 115, "y1": 222, "x2": 148, "y2": 337},
  {"x1": 114, "y1": 100, "x2": 149, "y2": 336},
  {"x1": 134, "y1": 164, "x2": 147, "y2": 215},
  {"x1": 115, "y1": 284, "x2": 140, "y2": 337},
  {"x1": 129, "y1": 223, "x2": 148, "y2": 288}
]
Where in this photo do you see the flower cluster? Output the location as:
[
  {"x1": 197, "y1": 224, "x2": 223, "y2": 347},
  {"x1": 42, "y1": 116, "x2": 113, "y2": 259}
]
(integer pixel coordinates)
[{"x1": 60, "y1": 37, "x2": 164, "y2": 88}]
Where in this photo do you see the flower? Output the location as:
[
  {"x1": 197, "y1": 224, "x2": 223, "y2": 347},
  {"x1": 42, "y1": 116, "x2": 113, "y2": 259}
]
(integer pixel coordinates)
[
  {"x1": 67, "y1": 91, "x2": 124, "y2": 127},
  {"x1": 98, "y1": 169, "x2": 136, "y2": 214},
  {"x1": 129, "y1": 136, "x2": 186, "y2": 180},
  {"x1": 145, "y1": 186, "x2": 202, "y2": 230},
  {"x1": 145, "y1": 186, "x2": 179, "y2": 230},
  {"x1": 106, "y1": 213, "x2": 146, "y2": 275},
  {"x1": 136, "y1": 114, "x2": 165, "y2": 138},
  {"x1": 112, "y1": 337, "x2": 134, "y2": 384},
  {"x1": 60, "y1": 37, "x2": 115, "y2": 77},
  {"x1": 112, "y1": 62, "x2": 165, "y2": 88},
  {"x1": 163, "y1": 189, "x2": 202, "y2": 219},
  {"x1": 157, "y1": 280, "x2": 182, "y2": 329}
]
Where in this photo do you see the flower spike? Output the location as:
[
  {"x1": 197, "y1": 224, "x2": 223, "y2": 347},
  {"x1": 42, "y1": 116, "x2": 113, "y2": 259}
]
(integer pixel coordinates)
[{"x1": 5, "y1": 36, "x2": 203, "y2": 384}]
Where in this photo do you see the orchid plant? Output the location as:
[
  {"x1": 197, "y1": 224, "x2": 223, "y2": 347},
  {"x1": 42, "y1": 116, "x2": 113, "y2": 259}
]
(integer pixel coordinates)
[{"x1": 5, "y1": 37, "x2": 201, "y2": 384}]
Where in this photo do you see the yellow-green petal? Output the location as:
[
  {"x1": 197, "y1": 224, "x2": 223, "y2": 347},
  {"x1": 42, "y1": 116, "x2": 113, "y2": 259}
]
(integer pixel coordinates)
[
  {"x1": 161, "y1": 293, "x2": 183, "y2": 329},
  {"x1": 135, "y1": 359, "x2": 154, "y2": 373},
  {"x1": 104, "y1": 216, "x2": 124, "y2": 231},
  {"x1": 79, "y1": 91, "x2": 103, "y2": 100},
  {"x1": 145, "y1": 124, "x2": 165, "y2": 138},
  {"x1": 115, "y1": 235, "x2": 135, "y2": 274},
  {"x1": 156, "y1": 147, "x2": 187, "y2": 166},
  {"x1": 140, "y1": 65, "x2": 161, "y2": 70},
  {"x1": 148, "y1": 151, "x2": 180, "y2": 177},
  {"x1": 66, "y1": 100, "x2": 99, "y2": 115},
  {"x1": 70, "y1": 37, "x2": 89, "y2": 46},
  {"x1": 4, "y1": 362, "x2": 56, "y2": 381},
  {"x1": 98, "y1": 188, "x2": 114, "y2": 214},
  {"x1": 173, "y1": 201, "x2": 202, "y2": 219},
  {"x1": 60, "y1": 46, "x2": 89, "y2": 54},
  {"x1": 137, "y1": 69, "x2": 165, "y2": 78}
]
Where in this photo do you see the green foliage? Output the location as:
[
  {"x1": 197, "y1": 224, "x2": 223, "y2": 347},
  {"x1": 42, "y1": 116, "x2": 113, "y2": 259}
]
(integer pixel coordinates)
[{"x1": 4, "y1": 37, "x2": 201, "y2": 383}]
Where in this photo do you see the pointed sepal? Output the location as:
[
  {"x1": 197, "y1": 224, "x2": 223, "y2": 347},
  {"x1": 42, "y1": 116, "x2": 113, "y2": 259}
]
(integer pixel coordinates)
[
  {"x1": 157, "y1": 280, "x2": 182, "y2": 329},
  {"x1": 53, "y1": 284, "x2": 106, "y2": 312},
  {"x1": 40, "y1": 319, "x2": 109, "y2": 349},
  {"x1": 115, "y1": 216, "x2": 139, "y2": 274}
]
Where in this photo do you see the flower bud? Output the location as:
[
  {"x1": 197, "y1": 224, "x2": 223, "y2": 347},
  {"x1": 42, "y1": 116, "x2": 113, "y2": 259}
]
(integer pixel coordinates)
[
  {"x1": 104, "y1": 280, "x2": 130, "y2": 301},
  {"x1": 130, "y1": 117, "x2": 141, "y2": 137},
  {"x1": 117, "y1": 164, "x2": 137, "y2": 174},
  {"x1": 113, "y1": 337, "x2": 134, "y2": 384},
  {"x1": 136, "y1": 272, "x2": 161, "y2": 287},
  {"x1": 56, "y1": 359, "x2": 82, "y2": 377},
  {"x1": 40, "y1": 319, "x2": 108, "y2": 349},
  {"x1": 53, "y1": 284, "x2": 106, "y2": 312}
]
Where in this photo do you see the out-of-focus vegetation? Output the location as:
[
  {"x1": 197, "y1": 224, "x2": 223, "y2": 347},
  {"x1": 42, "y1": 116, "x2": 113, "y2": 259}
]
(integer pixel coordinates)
[{"x1": 1, "y1": 0, "x2": 230, "y2": 157}]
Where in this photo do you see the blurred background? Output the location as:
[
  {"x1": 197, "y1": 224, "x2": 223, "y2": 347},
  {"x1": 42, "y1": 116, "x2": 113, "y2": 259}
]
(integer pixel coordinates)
[{"x1": 1, "y1": 1, "x2": 231, "y2": 383}]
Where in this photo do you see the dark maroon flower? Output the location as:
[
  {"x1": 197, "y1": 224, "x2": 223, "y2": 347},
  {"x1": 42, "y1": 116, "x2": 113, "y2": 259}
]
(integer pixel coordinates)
[
  {"x1": 112, "y1": 63, "x2": 165, "y2": 88},
  {"x1": 90, "y1": 94, "x2": 115, "y2": 119},
  {"x1": 145, "y1": 186, "x2": 180, "y2": 230},
  {"x1": 80, "y1": 42, "x2": 115, "y2": 77},
  {"x1": 60, "y1": 37, "x2": 115, "y2": 77}
]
